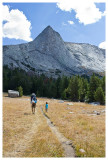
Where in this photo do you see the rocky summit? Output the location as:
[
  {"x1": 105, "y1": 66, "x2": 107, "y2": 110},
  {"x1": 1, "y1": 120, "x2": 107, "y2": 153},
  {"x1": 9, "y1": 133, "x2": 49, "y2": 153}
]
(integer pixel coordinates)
[{"x1": 3, "y1": 26, "x2": 105, "y2": 78}]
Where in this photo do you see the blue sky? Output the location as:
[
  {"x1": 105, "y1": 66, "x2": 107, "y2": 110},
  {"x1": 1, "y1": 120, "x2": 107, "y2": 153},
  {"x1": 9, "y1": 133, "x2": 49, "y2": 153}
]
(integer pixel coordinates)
[{"x1": 2, "y1": 2, "x2": 105, "y2": 48}]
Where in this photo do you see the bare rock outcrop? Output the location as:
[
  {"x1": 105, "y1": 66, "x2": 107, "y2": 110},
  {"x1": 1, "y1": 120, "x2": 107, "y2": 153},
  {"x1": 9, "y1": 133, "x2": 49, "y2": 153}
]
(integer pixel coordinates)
[{"x1": 3, "y1": 26, "x2": 105, "y2": 78}]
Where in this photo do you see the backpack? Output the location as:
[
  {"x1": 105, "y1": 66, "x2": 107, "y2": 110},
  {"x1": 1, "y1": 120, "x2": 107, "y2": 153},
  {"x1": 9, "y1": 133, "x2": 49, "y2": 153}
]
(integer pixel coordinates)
[{"x1": 32, "y1": 96, "x2": 37, "y2": 103}]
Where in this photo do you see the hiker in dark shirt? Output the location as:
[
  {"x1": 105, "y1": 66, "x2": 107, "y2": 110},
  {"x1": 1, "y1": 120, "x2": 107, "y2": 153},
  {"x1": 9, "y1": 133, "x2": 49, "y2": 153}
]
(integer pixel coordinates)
[
  {"x1": 31, "y1": 93, "x2": 37, "y2": 114},
  {"x1": 31, "y1": 93, "x2": 36, "y2": 102}
]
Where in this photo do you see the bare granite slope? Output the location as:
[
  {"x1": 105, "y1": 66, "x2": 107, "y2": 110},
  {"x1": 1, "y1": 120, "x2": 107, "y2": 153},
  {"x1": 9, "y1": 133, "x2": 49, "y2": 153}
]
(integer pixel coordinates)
[{"x1": 3, "y1": 26, "x2": 105, "y2": 78}]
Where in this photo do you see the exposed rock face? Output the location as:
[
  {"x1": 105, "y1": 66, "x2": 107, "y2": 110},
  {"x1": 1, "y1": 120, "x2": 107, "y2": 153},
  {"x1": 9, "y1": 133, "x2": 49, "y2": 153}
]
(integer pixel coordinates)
[
  {"x1": 8, "y1": 90, "x2": 19, "y2": 98},
  {"x1": 3, "y1": 26, "x2": 105, "y2": 78}
]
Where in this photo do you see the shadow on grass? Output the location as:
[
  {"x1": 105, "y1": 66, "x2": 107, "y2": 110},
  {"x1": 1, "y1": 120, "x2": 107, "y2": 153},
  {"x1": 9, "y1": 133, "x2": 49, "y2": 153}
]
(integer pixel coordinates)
[
  {"x1": 43, "y1": 112, "x2": 50, "y2": 119},
  {"x1": 24, "y1": 112, "x2": 31, "y2": 115},
  {"x1": 4, "y1": 96, "x2": 20, "y2": 98},
  {"x1": 40, "y1": 106, "x2": 50, "y2": 119}
]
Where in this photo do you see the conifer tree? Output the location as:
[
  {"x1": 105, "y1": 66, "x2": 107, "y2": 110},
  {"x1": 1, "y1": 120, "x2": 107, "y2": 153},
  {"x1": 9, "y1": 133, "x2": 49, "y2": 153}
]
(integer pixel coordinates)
[
  {"x1": 68, "y1": 76, "x2": 79, "y2": 101},
  {"x1": 87, "y1": 74, "x2": 100, "y2": 102},
  {"x1": 55, "y1": 77, "x2": 62, "y2": 98},
  {"x1": 94, "y1": 87, "x2": 105, "y2": 104}
]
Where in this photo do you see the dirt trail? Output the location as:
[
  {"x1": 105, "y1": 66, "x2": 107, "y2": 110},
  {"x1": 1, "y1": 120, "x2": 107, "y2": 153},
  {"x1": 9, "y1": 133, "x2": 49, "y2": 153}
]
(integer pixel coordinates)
[
  {"x1": 4, "y1": 109, "x2": 42, "y2": 157},
  {"x1": 4, "y1": 98, "x2": 75, "y2": 157},
  {"x1": 40, "y1": 106, "x2": 75, "y2": 157}
]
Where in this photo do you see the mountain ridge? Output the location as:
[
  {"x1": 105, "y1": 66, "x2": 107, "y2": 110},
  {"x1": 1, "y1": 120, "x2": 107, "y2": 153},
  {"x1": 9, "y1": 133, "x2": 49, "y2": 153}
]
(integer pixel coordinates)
[{"x1": 3, "y1": 26, "x2": 105, "y2": 78}]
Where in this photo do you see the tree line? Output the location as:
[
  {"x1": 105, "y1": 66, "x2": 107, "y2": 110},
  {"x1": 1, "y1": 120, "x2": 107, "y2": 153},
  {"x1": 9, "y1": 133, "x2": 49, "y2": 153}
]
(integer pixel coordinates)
[{"x1": 3, "y1": 66, "x2": 105, "y2": 105}]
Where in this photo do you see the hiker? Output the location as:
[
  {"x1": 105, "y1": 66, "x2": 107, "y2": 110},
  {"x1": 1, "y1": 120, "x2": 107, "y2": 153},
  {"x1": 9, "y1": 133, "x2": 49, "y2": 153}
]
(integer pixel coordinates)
[
  {"x1": 31, "y1": 93, "x2": 37, "y2": 114},
  {"x1": 45, "y1": 102, "x2": 48, "y2": 112}
]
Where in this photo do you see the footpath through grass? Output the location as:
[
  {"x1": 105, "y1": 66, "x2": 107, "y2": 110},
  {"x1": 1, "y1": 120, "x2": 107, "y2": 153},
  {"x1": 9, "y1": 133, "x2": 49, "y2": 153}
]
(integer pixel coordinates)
[
  {"x1": 42, "y1": 99, "x2": 105, "y2": 157},
  {"x1": 3, "y1": 94, "x2": 64, "y2": 157},
  {"x1": 3, "y1": 94, "x2": 105, "y2": 157}
]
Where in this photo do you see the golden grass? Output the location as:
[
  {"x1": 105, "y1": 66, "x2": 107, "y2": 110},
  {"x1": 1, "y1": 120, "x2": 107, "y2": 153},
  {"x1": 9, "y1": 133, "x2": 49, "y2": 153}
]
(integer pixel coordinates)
[
  {"x1": 3, "y1": 94, "x2": 64, "y2": 157},
  {"x1": 22, "y1": 109, "x2": 64, "y2": 157},
  {"x1": 3, "y1": 93, "x2": 105, "y2": 157},
  {"x1": 43, "y1": 100, "x2": 105, "y2": 157}
]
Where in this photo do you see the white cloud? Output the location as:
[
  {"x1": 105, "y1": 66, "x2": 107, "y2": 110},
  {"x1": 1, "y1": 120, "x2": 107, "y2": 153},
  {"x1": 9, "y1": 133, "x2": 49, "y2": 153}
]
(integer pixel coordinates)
[
  {"x1": 68, "y1": 20, "x2": 74, "y2": 25},
  {"x1": 102, "y1": 10, "x2": 106, "y2": 16},
  {"x1": 2, "y1": 5, "x2": 32, "y2": 42},
  {"x1": 57, "y1": 0, "x2": 105, "y2": 25},
  {"x1": 99, "y1": 41, "x2": 106, "y2": 49}
]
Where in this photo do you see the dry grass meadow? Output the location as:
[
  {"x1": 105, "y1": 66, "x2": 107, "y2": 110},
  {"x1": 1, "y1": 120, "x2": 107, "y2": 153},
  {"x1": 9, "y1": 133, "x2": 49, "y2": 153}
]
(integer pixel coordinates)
[
  {"x1": 45, "y1": 100, "x2": 105, "y2": 157},
  {"x1": 3, "y1": 93, "x2": 105, "y2": 157},
  {"x1": 3, "y1": 93, "x2": 64, "y2": 157}
]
